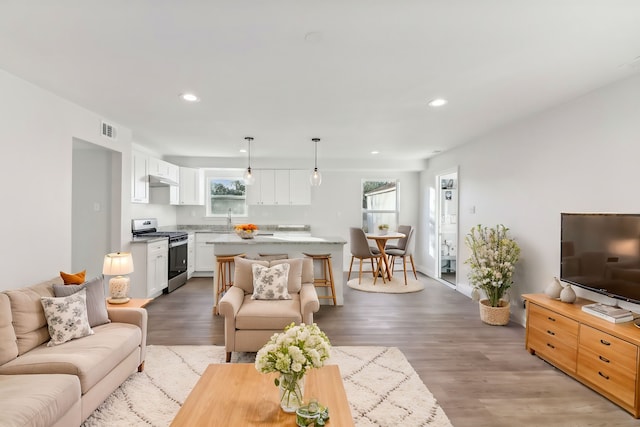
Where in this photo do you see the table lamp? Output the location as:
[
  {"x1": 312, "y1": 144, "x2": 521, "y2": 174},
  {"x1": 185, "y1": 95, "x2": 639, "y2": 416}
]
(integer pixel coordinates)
[{"x1": 103, "y1": 252, "x2": 134, "y2": 304}]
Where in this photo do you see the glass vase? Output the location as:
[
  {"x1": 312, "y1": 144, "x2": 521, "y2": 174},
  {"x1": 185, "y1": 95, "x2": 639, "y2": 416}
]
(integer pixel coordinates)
[{"x1": 278, "y1": 372, "x2": 305, "y2": 413}]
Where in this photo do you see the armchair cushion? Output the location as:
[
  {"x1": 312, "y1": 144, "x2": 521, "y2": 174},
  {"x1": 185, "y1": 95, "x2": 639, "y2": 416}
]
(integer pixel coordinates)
[
  {"x1": 234, "y1": 257, "x2": 269, "y2": 294},
  {"x1": 236, "y1": 295, "x2": 303, "y2": 330},
  {"x1": 251, "y1": 263, "x2": 291, "y2": 300},
  {"x1": 269, "y1": 258, "x2": 303, "y2": 293}
]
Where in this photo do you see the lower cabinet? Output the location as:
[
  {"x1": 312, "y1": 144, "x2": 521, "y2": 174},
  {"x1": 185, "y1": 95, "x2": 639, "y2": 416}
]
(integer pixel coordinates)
[
  {"x1": 524, "y1": 294, "x2": 640, "y2": 417},
  {"x1": 130, "y1": 239, "x2": 168, "y2": 298},
  {"x1": 194, "y1": 233, "x2": 216, "y2": 276}
]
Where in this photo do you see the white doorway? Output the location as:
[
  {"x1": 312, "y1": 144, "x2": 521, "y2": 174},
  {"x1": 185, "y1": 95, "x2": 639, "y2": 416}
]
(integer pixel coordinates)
[
  {"x1": 72, "y1": 139, "x2": 121, "y2": 278},
  {"x1": 436, "y1": 170, "x2": 458, "y2": 287}
]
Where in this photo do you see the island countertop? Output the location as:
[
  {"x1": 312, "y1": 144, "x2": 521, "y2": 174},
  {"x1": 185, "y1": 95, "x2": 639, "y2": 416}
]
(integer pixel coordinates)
[{"x1": 212, "y1": 233, "x2": 346, "y2": 245}]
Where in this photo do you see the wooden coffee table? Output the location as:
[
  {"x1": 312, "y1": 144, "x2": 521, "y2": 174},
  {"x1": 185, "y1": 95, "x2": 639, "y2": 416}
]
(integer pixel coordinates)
[{"x1": 170, "y1": 364, "x2": 354, "y2": 426}]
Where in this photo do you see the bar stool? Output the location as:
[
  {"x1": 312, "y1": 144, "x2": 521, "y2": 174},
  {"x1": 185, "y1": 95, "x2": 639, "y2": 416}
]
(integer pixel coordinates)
[
  {"x1": 303, "y1": 253, "x2": 336, "y2": 305},
  {"x1": 214, "y1": 253, "x2": 246, "y2": 315}
]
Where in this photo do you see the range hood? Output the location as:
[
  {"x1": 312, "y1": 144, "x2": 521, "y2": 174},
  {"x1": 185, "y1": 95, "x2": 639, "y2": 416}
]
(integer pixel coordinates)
[{"x1": 149, "y1": 174, "x2": 178, "y2": 187}]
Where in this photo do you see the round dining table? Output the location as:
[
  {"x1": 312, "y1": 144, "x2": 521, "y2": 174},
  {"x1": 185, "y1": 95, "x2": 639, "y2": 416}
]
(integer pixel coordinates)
[{"x1": 365, "y1": 232, "x2": 406, "y2": 282}]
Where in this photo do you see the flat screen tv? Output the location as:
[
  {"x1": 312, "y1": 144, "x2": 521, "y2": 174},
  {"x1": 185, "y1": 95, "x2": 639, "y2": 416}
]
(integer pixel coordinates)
[{"x1": 561, "y1": 213, "x2": 640, "y2": 305}]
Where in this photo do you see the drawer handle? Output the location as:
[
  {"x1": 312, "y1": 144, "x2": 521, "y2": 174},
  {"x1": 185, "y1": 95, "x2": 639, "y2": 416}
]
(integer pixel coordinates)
[
  {"x1": 546, "y1": 343, "x2": 555, "y2": 349},
  {"x1": 546, "y1": 330, "x2": 555, "y2": 336},
  {"x1": 599, "y1": 355, "x2": 610, "y2": 363},
  {"x1": 598, "y1": 371, "x2": 610, "y2": 380},
  {"x1": 547, "y1": 316, "x2": 556, "y2": 322},
  {"x1": 600, "y1": 339, "x2": 611, "y2": 346}
]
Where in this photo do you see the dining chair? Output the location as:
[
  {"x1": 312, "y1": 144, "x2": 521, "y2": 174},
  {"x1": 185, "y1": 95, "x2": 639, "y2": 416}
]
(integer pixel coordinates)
[
  {"x1": 385, "y1": 225, "x2": 412, "y2": 251},
  {"x1": 348, "y1": 227, "x2": 385, "y2": 284},
  {"x1": 386, "y1": 228, "x2": 418, "y2": 285}
]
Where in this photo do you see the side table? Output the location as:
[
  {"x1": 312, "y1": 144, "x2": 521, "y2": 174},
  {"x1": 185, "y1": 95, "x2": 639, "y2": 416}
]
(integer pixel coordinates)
[{"x1": 107, "y1": 298, "x2": 152, "y2": 309}]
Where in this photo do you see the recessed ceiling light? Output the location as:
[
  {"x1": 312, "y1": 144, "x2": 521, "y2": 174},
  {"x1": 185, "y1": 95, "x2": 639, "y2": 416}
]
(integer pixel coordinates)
[
  {"x1": 371, "y1": 151, "x2": 380, "y2": 155},
  {"x1": 304, "y1": 32, "x2": 323, "y2": 43},
  {"x1": 428, "y1": 98, "x2": 448, "y2": 107},
  {"x1": 180, "y1": 93, "x2": 200, "y2": 102}
]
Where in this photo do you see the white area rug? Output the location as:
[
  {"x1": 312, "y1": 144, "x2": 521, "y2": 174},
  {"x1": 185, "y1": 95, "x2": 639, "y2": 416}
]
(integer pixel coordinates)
[
  {"x1": 347, "y1": 276, "x2": 425, "y2": 293},
  {"x1": 83, "y1": 345, "x2": 451, "y2": 427}
]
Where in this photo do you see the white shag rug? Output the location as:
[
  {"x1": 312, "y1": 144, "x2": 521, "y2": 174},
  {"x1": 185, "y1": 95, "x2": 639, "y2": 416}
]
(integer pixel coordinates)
[
  {"x1": 347, "y1": 276, "x2": 425, "y2": 293},
  {"x1": 83, "y1": 345, "x2": 451, "y2": 427}
]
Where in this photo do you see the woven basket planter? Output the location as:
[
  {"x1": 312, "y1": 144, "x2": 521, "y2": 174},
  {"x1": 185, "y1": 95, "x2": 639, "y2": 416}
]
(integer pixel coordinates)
[{"x1": 479, "y1": 299, "x2": 510, "y2": 326}]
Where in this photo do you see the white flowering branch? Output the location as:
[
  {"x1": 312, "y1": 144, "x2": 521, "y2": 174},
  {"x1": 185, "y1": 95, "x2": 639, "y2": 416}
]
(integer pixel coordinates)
[{"x1": 464, "y1": 224, "x2": 520, "y2": 307}]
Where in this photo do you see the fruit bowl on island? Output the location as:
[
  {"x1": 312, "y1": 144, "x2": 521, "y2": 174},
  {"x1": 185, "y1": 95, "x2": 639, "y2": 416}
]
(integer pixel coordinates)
[{"x1": 235, "y1": 224, "x2": 258, "y2": 239}]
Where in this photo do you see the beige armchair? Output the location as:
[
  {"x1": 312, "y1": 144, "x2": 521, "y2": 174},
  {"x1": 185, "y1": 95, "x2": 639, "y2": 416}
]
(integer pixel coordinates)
[{"x1": 218, "y1": 257, "x2": 320, "y2": 362}]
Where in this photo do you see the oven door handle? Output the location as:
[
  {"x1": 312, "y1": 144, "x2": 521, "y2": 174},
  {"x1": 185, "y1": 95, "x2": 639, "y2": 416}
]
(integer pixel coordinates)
[{"x1": 169, "y1": 240, "x2": 188, "y2": 248}]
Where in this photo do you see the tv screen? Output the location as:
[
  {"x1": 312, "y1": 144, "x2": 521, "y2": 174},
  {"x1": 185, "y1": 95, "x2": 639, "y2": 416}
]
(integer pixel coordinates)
[{"x1": 561, "y1": 213, "x2": 640, "y2": 305}]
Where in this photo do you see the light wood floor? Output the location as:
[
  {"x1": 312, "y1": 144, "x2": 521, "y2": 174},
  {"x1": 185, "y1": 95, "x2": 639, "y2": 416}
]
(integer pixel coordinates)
[{"x1": 146, "y1": 274, "x2": 639, "y2": 427}]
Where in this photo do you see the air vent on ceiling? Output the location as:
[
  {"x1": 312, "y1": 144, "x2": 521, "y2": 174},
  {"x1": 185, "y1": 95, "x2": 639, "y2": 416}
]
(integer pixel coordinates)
[{"x1": 101, "y1": 121, "x2": 117, "y2": 140}]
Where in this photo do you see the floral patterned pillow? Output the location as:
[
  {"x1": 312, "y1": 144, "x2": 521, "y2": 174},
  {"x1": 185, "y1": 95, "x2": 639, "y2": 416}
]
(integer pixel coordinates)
[
  {"x1": 40, "y1": 288, "x2": 94, "y2": 346},
  {"x1": 251, "y1": 263, "x2": 291, "y2": 300}
]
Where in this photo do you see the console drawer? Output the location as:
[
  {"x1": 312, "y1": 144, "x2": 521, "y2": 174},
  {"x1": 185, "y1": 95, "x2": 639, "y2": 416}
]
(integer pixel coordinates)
[
  {"x1": 528, "y1": 327, "x2": 578, "y2": 373},
  {"x1": 528, "y1": 303, "x2": 579, "y2": 338},
  {"x1": 579, "y1": 324, "x2": 637, "y2": 371},
  {"x1": 578, "y1": 346, "x2": 636, "y2": 407}
]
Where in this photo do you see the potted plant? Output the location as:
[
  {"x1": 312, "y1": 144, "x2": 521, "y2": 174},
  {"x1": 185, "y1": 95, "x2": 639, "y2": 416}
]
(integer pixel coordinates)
[
  {"x1": 377, "y1": 224, "x2": 389, "y2": 235},
  {"x1": 464, "y1": 224, "x2": 520, "y2": 325}
]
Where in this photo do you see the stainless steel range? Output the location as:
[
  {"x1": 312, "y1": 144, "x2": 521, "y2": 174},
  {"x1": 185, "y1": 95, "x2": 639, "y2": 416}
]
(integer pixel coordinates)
[{"x1": 132, "y1": 218, "x2": 188, "y2": 292}]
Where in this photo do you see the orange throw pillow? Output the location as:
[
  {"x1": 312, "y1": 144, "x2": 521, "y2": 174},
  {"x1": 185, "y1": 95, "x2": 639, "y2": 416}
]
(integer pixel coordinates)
[{"x1": 60, "y1": 270, "x2": 86, "y2": 285}]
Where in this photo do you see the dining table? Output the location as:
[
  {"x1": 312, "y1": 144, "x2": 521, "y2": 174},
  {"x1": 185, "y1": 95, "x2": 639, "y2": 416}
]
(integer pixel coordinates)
[{"x1": 366, "y1": 231, "x2": 406, "y2": 282}]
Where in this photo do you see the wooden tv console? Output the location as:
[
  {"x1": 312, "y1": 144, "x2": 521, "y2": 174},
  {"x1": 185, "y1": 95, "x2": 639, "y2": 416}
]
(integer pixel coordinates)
[{"x1": 523, "y1": 293, "x2": 640, "y2": 418}]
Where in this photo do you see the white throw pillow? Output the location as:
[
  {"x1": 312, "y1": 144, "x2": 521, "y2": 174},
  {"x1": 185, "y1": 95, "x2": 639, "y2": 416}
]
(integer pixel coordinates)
[
  {"x1": 40, "y1": 288, "x2": 94, "y2": 346},
  {"x1": 251, "y1": 263, "x2": 291, "y2": 300}
]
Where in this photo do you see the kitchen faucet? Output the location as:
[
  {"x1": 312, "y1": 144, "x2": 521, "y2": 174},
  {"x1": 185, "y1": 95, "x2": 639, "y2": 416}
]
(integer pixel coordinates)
[{"x1": 226, "y1": 208, "x2": 233, "y2": 231}]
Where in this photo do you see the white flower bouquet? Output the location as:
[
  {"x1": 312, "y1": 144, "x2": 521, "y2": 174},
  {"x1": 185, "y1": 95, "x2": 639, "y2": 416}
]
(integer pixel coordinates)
[{"x1": 255, "y1": 323, "x2": 331, "y2": 412}]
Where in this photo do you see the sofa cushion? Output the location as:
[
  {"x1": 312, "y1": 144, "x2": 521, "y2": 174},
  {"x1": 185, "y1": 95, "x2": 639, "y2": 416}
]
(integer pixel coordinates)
[
  {"x1": 53, "y1": 276, "x2": 111, "y2": 327},
  {"x1": 234, "y1": 257, "x2": 269, "y2": 294},
  {"x1": 0, "y1": 374, "x2": 80, "y2": 427},
  {"x1": 41, "y1": 289, "x2": 94, "y2": 346},
  {"x1": 0, "y1": 322, "x2": 142, "y2": 394},
  {"x1": 60, "y1": 269, "x2": 86, "y2": 285},
  {"x1": 270, "y1": 258, "x2": 303, "y2": 293},
  {"x1": 251, "y1": 263, "x2": 291, "y2": 300},
  {"x1": 0, "y1": 293, "x2": 18, "y2": 365},
  {"x1": 5, "y1": 278, "x2": 59, "y2": 355},
  {"x1": 236, "y1": 294, "x2": 302, "y2": 330}
]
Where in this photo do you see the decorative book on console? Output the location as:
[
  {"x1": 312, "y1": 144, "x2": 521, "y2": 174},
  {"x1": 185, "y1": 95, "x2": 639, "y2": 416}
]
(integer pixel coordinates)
[{"x1": 581, "y1": 303, "x2": 634, "y2": 323}]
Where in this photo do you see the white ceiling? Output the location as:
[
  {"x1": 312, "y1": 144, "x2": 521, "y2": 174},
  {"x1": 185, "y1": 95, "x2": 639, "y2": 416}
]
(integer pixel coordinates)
[{"x1": 1, "y1": 1, "x2": 640, "y2": 163}]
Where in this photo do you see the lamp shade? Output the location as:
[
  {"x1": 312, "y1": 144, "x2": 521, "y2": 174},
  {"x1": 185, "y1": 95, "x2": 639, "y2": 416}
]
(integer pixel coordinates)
[{"x1": 102, "y1": 252, "x2": 134, "y2": 276}]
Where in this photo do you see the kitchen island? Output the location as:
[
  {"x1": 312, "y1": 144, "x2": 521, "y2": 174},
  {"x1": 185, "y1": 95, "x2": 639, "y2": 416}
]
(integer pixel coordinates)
[{"x1": 213, "y1": 233, "x2": 347, "y2": 305}]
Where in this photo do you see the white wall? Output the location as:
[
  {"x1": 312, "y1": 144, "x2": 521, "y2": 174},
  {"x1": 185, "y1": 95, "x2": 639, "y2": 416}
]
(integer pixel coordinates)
[
  {"x1": 419, "y1": 73, "x2": 640, "y2": 325},
  {"x1": 0, "y1": 69, "x2": 133, "y2": 290}
]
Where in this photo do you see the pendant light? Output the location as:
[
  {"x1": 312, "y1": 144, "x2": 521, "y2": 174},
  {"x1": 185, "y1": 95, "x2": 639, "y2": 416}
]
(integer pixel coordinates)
[
  {"x1": 310, "y1": 138, "x2": 322, "y2": 186},
  {"x1": 243, "y1": 136, "x2": 255, "y2": 185}
]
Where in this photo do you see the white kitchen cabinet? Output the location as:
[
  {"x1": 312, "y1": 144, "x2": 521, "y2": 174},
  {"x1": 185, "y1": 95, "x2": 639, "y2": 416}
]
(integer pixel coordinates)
[
  {"x1": 131, "y1": 151, "x2": 149, "y2": 203},
  {"x1": 130, "y1": 239, "x2": 168, "y2": 298},
  {"x1": 149, "y1": 157, "x2": 179, "y2": 182},
  {"x1": 187, "y1": 233, "x2": 195, "y2": 279},
  {"x1": 274, "y1": 170, "x2": 289, "y2": 205},
  {"x1": 195, "y1": 233, "x2": 216, "y2": 276},
  {"x1": 247, "y1": 169, "x2": 310, "y2": 206},
  {"x1": 289, "y1": 169, "x2": 311, "y2": 205},
  {"x1": 179, "y1": 167, "x2": 204, "y2": 205}
]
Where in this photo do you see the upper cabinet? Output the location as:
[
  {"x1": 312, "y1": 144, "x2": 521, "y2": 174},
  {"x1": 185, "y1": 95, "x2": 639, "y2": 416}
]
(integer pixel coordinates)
[
  {"x1": 149, "y1": 157, "x2": 179, "y2": 183},
  {"x1": 179, "y1": 167, "x2": 204, "y2": 205},
  {"x1": 289, "y1": 169, "x2": 311, "y2": 205},
  {"x1": 247, "y1": 169, "x2": 310, "y2": 205},
  {"x1": 131, "y1": 151, "x2": 149, "y2": 203}
]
